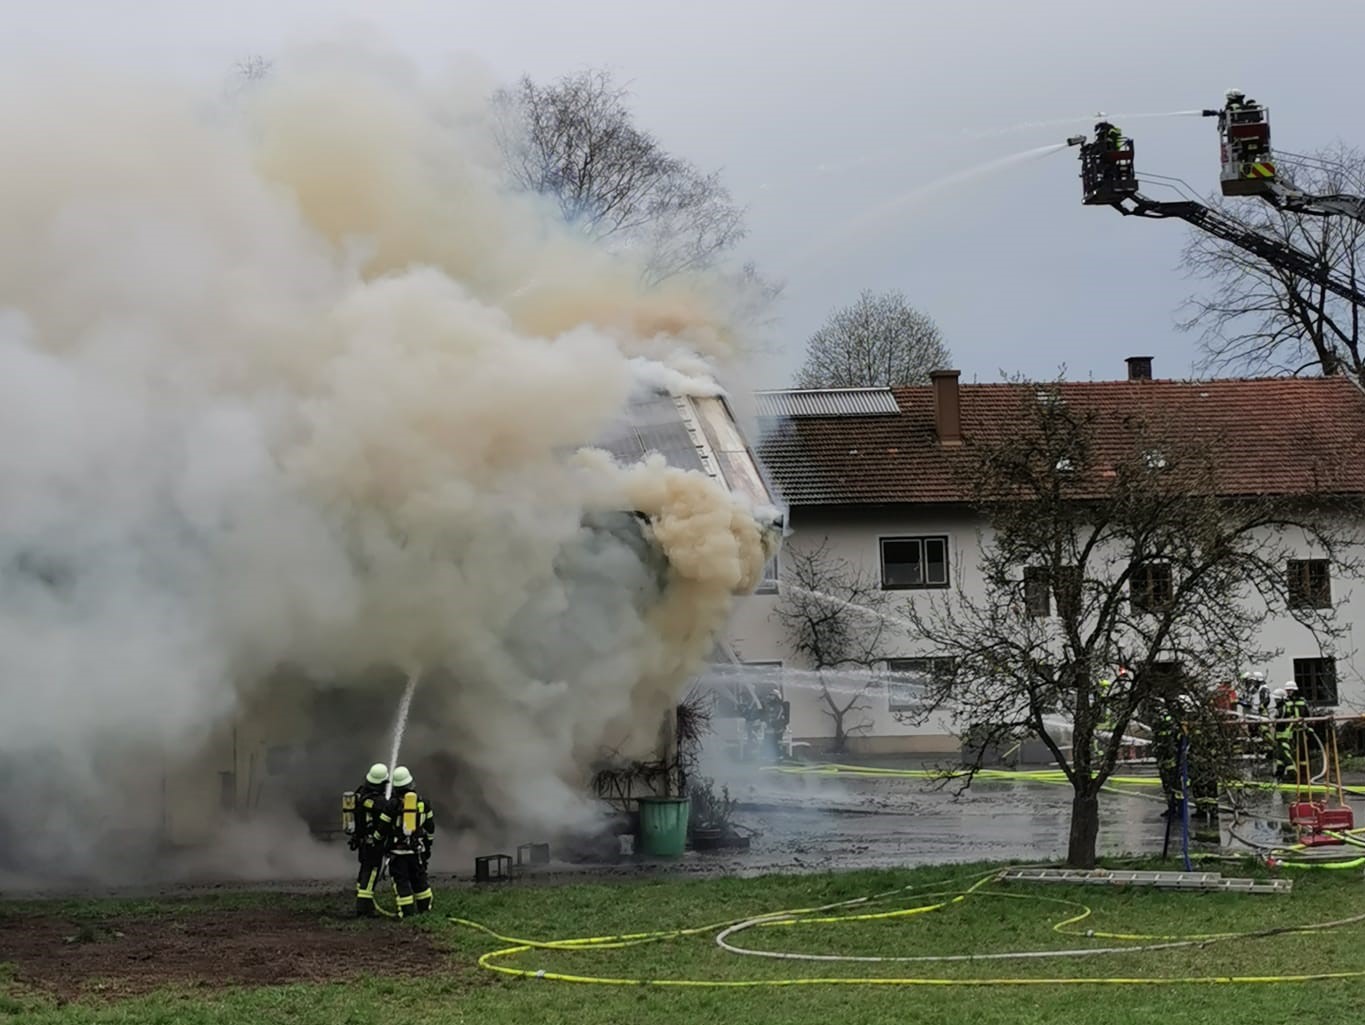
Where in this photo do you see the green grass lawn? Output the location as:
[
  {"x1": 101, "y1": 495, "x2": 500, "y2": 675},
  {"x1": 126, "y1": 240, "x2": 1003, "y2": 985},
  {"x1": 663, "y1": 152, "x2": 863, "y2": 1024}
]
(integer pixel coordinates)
[{"x1": 4, "y1": 858, "x2": 1364, "y2": 1025}]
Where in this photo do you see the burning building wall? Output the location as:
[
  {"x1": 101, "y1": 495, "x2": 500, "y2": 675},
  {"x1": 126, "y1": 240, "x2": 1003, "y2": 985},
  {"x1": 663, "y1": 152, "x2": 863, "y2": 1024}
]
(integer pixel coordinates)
[{"x1": 0, "y1": 39, "x2": 779, "y2": 883}]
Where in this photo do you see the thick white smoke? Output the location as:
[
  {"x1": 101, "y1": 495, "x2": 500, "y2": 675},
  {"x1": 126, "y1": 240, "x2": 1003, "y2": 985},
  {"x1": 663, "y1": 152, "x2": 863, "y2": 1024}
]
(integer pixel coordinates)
[{"x1": 0, "y1": 39, "x2": 776, "y2": 879}]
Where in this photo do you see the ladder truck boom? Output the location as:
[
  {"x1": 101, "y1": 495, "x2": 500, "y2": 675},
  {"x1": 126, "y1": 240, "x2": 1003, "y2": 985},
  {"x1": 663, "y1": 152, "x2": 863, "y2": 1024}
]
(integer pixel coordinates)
[{"x1": 1071, "y1": 128, "x2": 1365, "y2": 310}]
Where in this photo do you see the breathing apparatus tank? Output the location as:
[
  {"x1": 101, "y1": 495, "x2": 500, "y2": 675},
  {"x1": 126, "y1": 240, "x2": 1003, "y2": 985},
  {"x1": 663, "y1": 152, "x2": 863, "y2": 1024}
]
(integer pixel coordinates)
[
  {"x1": 401, "y1": 790, "x2": 419, "y2": 837},
  {"x1": 341, "y1": 791, "x2": 357, "y2": 835}
]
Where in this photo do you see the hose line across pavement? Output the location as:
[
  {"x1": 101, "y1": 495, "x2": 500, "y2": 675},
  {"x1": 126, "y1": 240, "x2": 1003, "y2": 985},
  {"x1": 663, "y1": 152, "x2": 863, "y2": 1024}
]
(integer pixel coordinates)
[{"x1": 448, "y1": 866, "x2": 1365, "y2": 988}]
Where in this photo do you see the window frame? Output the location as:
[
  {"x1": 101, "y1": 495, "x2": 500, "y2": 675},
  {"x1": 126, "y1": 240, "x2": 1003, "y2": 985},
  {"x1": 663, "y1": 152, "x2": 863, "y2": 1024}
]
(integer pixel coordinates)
[
  {"x1": 755, "y1": 551, "x2": 781, "y2": 595},
  {"x1": 879, "y1": 535, "x2": 951, "y2": 591},
  {"x1": 1129, "y1": 560, "x2": 1174, "y2": 614},
  {"x1": 1292, "y1": 656, "x2": 1338, "y2": 706},
  {"x1": 1023, "y1": 566, "x2": 1052, "y2": 618},
  {"x1": 1286, "y1": 559, "x2": 1331, "y2": 611}
]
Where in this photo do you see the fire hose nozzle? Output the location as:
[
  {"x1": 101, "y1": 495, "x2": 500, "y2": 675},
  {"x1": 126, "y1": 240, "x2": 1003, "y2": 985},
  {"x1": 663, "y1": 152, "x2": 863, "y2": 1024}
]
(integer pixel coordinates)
[{"x1": 1065, "y1": 135, "x2": 1086, "y2": 147}]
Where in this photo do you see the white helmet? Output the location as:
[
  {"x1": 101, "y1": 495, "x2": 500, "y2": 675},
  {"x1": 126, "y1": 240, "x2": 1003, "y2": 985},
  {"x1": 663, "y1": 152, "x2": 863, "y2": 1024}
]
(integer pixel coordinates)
[
  {"x1": 1271, "y1": 688, "x2": 1286, "y2": 701},
  {"x1": 391, "y1": 765, "x2": 413, "y2": 789},
  {"x1": 1283, "y1": 680, "x2": 1298, "y2": 693},
  {"x1": 366, "y1": 763, "x2": 389, "y2": 785},
  {"x1": 1226, "y1": 88, "x2": 1245, "y2": 100}
]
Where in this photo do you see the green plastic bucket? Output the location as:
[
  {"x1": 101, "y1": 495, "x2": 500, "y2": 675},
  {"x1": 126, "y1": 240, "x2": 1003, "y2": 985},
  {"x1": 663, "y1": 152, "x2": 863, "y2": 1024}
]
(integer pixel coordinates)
[{"x1": 637, "y1": 796, "x2": 691, "y2": 857}]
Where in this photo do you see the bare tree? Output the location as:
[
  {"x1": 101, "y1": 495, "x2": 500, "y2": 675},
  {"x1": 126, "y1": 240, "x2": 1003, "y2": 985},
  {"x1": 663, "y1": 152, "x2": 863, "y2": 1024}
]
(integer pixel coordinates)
[
  {"x1": 795, "y1": 289, "x2": 951, "y2": 389},
  {"x1": 491, "y1": 69, "x2": 747, "y2": 284},
  {"x1": 902, "y1": 382, "x2": 1364, "y2": 868},
  {"x1": 1181, "y1": 144, "x2": 1365, "y2": 382},
  {"x1": 776, "y1": 540, "x2": 894, "y2": 752},
  {"x1": 222, "y1": 54, "x2": 273, "y2": 100}
]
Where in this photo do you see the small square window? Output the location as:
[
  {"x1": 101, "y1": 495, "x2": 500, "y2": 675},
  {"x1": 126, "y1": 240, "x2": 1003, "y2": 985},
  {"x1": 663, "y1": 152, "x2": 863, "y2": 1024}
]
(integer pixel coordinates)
[
  {"x1": 1130, "y1": 562, "x2": 1173, "y2": 613},
  {"x1": 1292, "y1": 657, "x2": 1338, "y2": 705},
  {"x1": 1287, "y1": 559, "x2": 1331, "y2": 610},
  {"x1": 880, "y1": 536, "x2": 949, "y2": 590}
]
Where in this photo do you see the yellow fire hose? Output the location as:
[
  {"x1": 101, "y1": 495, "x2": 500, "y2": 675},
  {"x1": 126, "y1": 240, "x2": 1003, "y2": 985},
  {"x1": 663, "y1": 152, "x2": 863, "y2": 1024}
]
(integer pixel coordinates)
[{"x1": 449, "y1": 867, "x2": 1365, "y2": 988}]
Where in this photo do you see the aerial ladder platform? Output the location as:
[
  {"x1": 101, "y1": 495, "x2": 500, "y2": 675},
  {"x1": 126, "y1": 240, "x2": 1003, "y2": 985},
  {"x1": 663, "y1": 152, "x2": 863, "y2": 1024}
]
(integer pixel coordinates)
[
  {"x1": 1200, "y1": 91, "x2": 1365, "y2": 222},
  {"x1": 1069, "y1": 119, "x2": 1365, "y2": 310}
]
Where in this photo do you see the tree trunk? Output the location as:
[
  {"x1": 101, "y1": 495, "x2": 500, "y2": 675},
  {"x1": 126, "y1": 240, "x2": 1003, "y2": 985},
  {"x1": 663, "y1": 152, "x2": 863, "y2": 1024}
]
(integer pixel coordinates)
[
  {"x1": 830, "y1": 715, "x2": 847, "y2": 754},
  {"x1": 1066, "y1": 788, "x2": 1101, "y2": 868}
]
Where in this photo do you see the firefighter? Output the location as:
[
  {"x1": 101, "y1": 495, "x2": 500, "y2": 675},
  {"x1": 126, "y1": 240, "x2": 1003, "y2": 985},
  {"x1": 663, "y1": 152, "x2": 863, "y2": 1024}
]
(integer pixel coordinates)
[
  {"x1": 384, "y1": 765, "x2": 435, "y2": 917},
  {"x1": 1283, "y1": 680, "x2": 1308, "y2": 718},
  {"x1": 351, "y1": 762, "x2": 389, "y2": 918},
  {"x1": 1095, "y1": 120, "x2": 1124, "y2": 151},
  {"x1": 1149, "y1": 700, "x2": 1181, "y2": 814},
  {"x1": 1181, "y1": 695, "x2": 1220, "y2": 824},
  {"x1": 1266, "y1": 685, "x2": 1288, "y2": 780},
  {"x1": 758, "y1": 684, "x2": 790, "y2": 762}
]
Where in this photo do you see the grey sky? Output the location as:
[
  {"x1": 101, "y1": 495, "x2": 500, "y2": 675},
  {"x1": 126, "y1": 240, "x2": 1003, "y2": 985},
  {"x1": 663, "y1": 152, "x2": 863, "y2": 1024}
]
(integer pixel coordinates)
[{"x1": 9, "y1": 0, "x2": 1363, "y2": 388}]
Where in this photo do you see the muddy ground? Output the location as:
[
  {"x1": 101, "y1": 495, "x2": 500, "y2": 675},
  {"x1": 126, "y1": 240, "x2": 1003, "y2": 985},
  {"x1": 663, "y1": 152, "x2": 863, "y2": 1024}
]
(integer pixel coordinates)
[{"x1": 0, "y1": 905, "x2": 447, "y2": 1002}]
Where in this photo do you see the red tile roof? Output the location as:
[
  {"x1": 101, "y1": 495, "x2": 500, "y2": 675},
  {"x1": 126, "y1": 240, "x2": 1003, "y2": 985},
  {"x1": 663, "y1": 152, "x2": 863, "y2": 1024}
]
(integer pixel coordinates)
[{"x1": 755, "y1": 377, "x2": 1365, "y2": 507}]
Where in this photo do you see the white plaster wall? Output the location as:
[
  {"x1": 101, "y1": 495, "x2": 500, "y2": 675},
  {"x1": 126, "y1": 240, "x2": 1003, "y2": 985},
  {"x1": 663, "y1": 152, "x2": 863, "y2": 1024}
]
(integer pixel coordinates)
[{"x1": 724, "y1": 506, "x2": 1365, "y2": 751}]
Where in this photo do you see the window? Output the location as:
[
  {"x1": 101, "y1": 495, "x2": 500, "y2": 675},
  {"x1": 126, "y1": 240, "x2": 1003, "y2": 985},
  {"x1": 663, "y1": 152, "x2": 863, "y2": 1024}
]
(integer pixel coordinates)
[
  {"x1": 1147, "y1": 659, "x2": 1182, "y2": 693},
  {"x1": 1287, "y1": 559, "x2": 1331, "y2": 610},
  {"x1": 880, "y1": 536, "x2": 949, "y2": 589},
  {"x1": 1024, "y1": 566, "x2": 1082, "y2": 619},
  {"x1": 741, "y1": 661, "x2": 783, "y2": 696},
  {"x1": 756, "y1": 552, "x2": 780, "y2": 594},
  {"x1": 885, "y1": 657, "x2": 957, "y2": 711},
  {"x1": 1293, "y1": 657, "x2": 1338, "y2": 705},
  {"x1": 1053, "y1": 565, "x2": 1082, "y2": 621},
  {"x1": 1129, "y1": 562, "x2": 1173, "y2": 613},
  {"x1": 1023, "y1": 567, "x2": 1051, "y2": 618}
]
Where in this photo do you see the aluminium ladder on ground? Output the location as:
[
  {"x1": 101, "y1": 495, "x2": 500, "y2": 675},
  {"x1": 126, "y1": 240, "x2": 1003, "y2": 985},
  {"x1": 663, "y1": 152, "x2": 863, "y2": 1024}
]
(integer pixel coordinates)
[{"x1": 997, "y1": 868, "x2": 1292, "y2": 893}]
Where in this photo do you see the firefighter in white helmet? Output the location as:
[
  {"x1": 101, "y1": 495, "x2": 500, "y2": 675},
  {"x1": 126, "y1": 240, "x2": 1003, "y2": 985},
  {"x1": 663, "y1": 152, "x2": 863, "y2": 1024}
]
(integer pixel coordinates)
[
  {"x1": 348, "y1": 763, "x2": 389, "y2": 917},
  {"x1": 383, "y1": 766, "x2": 435, "y2": 917}
]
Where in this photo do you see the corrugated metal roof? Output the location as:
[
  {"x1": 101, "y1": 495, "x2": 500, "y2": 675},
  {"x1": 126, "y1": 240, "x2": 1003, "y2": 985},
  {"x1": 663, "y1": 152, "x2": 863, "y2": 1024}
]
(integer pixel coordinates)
[{"x1": 754, "y1": 388, "x2": 901, "y2": 418}]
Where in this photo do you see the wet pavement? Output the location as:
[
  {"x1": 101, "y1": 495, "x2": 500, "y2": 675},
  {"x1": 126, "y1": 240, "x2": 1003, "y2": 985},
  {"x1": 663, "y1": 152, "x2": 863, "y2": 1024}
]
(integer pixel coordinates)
[{"x1": 5, "y1": 759, "x2": 1358, "y2": 899}]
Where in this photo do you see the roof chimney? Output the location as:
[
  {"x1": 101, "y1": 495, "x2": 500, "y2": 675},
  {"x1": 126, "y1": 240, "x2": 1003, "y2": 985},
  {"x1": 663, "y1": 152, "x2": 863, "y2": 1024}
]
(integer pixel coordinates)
[
  {"x1": 930, "y1": 369, "x2": 962, "y2": 446},
  {"x1": 1126, "y1": 356, "x2": 1153, "y2": 381}
]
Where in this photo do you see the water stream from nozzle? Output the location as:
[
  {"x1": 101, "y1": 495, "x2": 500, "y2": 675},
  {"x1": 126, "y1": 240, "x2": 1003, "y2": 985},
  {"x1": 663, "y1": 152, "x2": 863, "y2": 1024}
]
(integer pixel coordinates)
[
  {"x1": 784, "y1": 584, "x2": 919, "y2": 630},
  {"x1": 785, "y1": 142, "x2": 1072, "y2": 272},
  {"x1": 963, "y1": 109, "x2": 1205, "y2": 140},
  {"x1": 384, "y1": 667, "x2": 422, "y2": 800}
]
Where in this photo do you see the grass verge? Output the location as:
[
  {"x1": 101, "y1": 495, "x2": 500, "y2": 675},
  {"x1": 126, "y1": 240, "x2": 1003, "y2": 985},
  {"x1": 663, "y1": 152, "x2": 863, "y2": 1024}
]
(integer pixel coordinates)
[{"x1": 3, "y1": 857, "x2": 1363, "y2": 1025}]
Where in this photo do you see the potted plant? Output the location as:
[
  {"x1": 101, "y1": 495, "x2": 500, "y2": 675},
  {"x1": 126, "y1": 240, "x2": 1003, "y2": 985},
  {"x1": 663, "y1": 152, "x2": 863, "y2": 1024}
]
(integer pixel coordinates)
[{"x1": 688, "y1": 775, "x2": 746, "y2": 851}]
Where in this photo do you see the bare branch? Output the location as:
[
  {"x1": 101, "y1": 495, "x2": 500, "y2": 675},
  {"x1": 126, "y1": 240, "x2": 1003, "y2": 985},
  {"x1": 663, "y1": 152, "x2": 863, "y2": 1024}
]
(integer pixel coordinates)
[
  {"x1": 775, "y1": 539, "x2": 898, "y2": 752},
  {"x1": 490, "y1": 69, "x2": 747, "y2": 284},
  {"x1": 1180, "y1": 144, "x2": 1365, "y2": 383},
  {"x1": 900, "y1": 377, "x2": 1365, "y2": 867}
]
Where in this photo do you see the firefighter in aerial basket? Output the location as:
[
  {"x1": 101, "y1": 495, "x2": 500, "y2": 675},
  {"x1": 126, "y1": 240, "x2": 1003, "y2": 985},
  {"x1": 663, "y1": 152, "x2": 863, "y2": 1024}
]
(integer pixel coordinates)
[
  {"x1": 384, "y1": 766, "x2": 436, "y2": 917},
  {"x1": 343, "y1": 762, "x2": 391, "y2": 918}
]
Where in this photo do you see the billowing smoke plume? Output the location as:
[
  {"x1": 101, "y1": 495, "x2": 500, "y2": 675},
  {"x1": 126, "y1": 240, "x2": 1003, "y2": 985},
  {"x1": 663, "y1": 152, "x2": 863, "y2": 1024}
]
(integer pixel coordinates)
[{"x1": 0, "y1": 39, "x2": 776, "y2": 882}]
